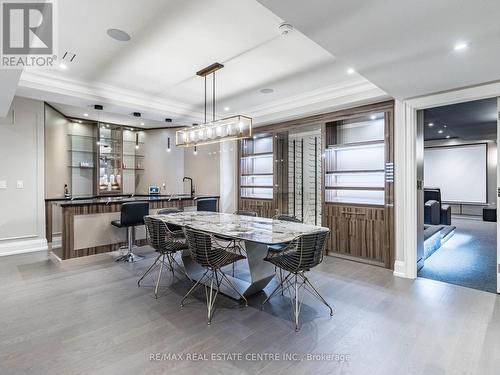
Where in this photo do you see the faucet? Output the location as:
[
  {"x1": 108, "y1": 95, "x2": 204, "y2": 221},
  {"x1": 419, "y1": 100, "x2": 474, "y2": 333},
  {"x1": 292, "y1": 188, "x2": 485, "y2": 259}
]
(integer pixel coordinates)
[{"x1": 183, "y1": 176, "x2": 195, "y2": 197}]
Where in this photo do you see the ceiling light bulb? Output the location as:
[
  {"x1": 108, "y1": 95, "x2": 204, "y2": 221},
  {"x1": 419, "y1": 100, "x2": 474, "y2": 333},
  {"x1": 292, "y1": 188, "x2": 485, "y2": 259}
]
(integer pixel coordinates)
[
  {"x1": 370, "y1": 115, "x2": 377, "y2": 120},
  {"x1": 454, "y1": 42, "x2": 468, "y2": 51},
  {"x1": 135, "y1": 145, "x2": 139, "y2": 150},
  {"x1": 428, "y1": 123, "x2": 434, "y2": 127},
  {"x1": 83, "y1": 113, "x2": 88, "y2": 117},
  {"x1": 446, "y1": 135, "x2": 451, "y2": 139},
  {"x1": 167, "y1": 148, "x2": 171, "y2": 152},
  {"x1": 140, "y1": 122, "x2": 144, "y2": 126},
  {"x1": 59, "y1": 63, "x2": 67, "y2": 70},
  {"x1": 347, "y1": 68, "x2": 355, "y2": 74},
  {"x1": 438, "y1": 130, "x2": 443, "y2": 134},
  {"x1": 224, "y1": 107, "x2": 229, "y2": 111}
]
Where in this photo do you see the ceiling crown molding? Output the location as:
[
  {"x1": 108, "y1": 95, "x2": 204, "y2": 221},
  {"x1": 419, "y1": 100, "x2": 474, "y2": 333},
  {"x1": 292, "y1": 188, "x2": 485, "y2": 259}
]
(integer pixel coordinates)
[
  {"x1": 18, "y1": 70, "x2": 205, "y2": 119},
  {"x1": 248, "y1": 78, "x2": 389, "y2": 125},
  {"x1": 17, "y1": 71, "x2": 388, "y2": 126}
]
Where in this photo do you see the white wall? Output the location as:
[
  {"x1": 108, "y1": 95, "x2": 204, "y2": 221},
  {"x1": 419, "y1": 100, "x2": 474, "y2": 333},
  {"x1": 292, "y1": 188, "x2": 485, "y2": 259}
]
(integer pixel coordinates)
[
  {"x1": 0, "y1": 97, "x2": 46, "y2": 255},
  {"x1": 45, "y1": 105, "x2": 71, "y2": 198},
  {"x1": 184, "y1": 142, "x2": 221, "y2": 196},
  {"x1": 136, "y1": 129, "x2": 184, "y2": 194},
  {"x1": 220, "y1": 141, "x2": 238, "y2": 213}
]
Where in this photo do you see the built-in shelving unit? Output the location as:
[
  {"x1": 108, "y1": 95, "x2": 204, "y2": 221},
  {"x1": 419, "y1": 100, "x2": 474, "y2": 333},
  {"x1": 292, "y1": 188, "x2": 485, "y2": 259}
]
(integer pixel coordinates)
[
  {"x1": 67, "y1": 123, "x2": 97, "y2": 196},
  {"x1": 240, "y1": 136, "x2": 274, "y2": 200},
  {"x1": 324, "y1": 114, "x2": 386, "y2": 206},
  {"x1": 238, "y1": 135, "x2": 276, "y2": 217}
]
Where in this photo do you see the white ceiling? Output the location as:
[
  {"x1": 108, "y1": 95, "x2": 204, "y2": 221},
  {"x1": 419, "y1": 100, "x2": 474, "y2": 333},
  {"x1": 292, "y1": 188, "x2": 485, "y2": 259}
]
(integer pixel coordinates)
[
  {"x1": 258, "y1": 0, "x2": 500, "y2": 99},
  {"x1": 14, "y1": 0, "x2": 386, "y2": 127}
]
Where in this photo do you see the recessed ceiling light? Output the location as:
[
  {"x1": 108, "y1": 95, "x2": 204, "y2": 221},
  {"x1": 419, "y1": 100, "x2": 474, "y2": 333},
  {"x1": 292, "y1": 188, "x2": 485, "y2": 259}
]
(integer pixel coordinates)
[
  {"x1": 59, "y1": 63, "x2": 67, "y2": 70},
  {"x1": 446, "y1": 135, "x2": 451, "y2": 139},
  {"x1": 140, "y1": 122, "x2": 144, "y2": 126},
  {"x1": 454, "y1": 42, "x2": 468, "y2": 51},
  {"x1": 370, "y1": 114, "x2": 377, "y2": 120},
  {"x1": 260, "y1": 88, "x2": 274, "y2": 94},
  {"x1": 224, "y1": 107, "x2": 229, "y2": 111},
  {"x1": 428, "y1": 122, "x2": 434, "y2": 127},
  {"x1": 83, "y1": 113, "x2": 88, "y2": 117},
  {"x1": 443, "y1": 125, "x2": 447, "y2": 128},
  {"x1": 107, "y1": 28, "x2": 131, "y2": 42},
  {"x1": 438, "y1": 130, "x2": 443, "y2": 134},
  {"x1": 347, "y1": 67, "x2": 355, "y2": 75}
]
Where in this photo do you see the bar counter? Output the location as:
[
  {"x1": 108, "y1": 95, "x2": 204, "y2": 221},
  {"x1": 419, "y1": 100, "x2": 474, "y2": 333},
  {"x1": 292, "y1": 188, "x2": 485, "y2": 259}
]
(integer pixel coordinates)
[{"x1": 45, "y1": 195, "x2": 219, "y2": 260}]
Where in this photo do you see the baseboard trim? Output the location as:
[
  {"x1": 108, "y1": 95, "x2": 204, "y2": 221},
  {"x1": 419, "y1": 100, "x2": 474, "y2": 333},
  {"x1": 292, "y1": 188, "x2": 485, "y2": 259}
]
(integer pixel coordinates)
[
  {"x1": 0, "y1": 238, "x2": 48, "y2": 257},
  {"x1": 393, "y1": 260, "x2": 409, "y2": 278}
]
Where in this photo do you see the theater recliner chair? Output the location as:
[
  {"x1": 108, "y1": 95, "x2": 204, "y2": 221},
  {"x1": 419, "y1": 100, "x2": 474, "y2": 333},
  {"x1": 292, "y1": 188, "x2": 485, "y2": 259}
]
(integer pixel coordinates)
[{"x1": 424, "y1": 187, "x2": 451, "y2": 225}]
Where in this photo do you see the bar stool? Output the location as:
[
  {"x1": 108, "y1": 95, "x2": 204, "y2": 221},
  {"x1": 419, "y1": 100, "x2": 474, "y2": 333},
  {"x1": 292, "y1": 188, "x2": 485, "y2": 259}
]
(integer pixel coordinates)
[
  {"x1": 111, "y1": 201, "x2": 149, "y2": 262},
  {"x1": 196, "y1": 198, "x2": 218, "y2": 212}
]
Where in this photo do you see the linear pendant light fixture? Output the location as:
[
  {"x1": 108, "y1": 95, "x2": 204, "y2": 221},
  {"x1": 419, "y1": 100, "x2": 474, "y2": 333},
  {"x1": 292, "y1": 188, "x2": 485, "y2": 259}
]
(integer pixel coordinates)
[{"x1": 176, "y1": 62, "x2": 252, "y2": 147}]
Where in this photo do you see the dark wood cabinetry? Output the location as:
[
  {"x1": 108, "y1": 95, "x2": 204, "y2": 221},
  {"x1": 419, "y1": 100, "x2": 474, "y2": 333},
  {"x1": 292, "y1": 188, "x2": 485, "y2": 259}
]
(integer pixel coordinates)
[
  {"x1": 237, "y1": 101, "x2": 394, "y2": 269},
  {"x1": 324, "y1": 204, "x2": 389, "y2": 267}
]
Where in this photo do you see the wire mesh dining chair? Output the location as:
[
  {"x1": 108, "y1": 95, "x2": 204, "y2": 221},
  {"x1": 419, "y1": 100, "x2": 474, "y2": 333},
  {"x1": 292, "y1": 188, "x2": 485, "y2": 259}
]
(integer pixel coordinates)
[
  {"x1": 272, "y1": 214, "x2": 302, "y2": 223},
  {"x1": 261, "y1": 230, "x2": 333, "y2": 331},
  {"x1": 234, "y1": 210, "x2": 257, "y2": 217},
  {"x1": 181, "y1": 227, "x2": 248, "y2": 325},
  {"x1": 139, "y1": 216, "x2": 191, "y2": 298}
]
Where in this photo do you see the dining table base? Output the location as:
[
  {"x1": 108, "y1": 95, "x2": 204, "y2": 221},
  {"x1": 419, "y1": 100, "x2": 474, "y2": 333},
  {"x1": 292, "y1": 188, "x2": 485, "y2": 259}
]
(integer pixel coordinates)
[{"x1": 181, "y1": 240, "x2": 276, "y2": 299}]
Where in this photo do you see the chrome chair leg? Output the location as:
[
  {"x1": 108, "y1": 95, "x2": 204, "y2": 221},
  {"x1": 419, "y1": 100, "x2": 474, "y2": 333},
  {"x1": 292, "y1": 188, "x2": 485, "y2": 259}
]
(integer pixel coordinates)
[
  {"x1": 154, "y1": 254, "x2": 165, "y2": 298},
  {"x1": 180, "y1": 270, "x2": 209, "y2": 307},
  {"x1": 261, "y1": 272, "x2": 293, "y2": 308},
  {"x1": 299, "y1": 274, "x2": 334, "y2": 316},
  {"x1": 137, "y1": 253, "x2": 162, "y2": 286},
  {"x1": 220, "y1": 272, "x2": 248, "y2": 306},
  {"x1": 205, "y1": 271, "x2": 220, "y2": 325}
]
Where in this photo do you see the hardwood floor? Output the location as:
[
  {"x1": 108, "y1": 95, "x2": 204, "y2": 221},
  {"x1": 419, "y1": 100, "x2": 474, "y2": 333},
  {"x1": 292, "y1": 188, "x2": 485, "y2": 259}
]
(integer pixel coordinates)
[{"x1": 0, "y1": 248, "x2": 499, "y2": 375}]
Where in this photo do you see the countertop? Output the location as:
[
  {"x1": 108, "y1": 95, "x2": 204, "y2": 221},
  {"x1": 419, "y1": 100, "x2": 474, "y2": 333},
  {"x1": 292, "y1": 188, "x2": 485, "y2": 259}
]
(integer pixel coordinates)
[{"x1": 47, "y1": 194, "x2": 219, "y2": 207}]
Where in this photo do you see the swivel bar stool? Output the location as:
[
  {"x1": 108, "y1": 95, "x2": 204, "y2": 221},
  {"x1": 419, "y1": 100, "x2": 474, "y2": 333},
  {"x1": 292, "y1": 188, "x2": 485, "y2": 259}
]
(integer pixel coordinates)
[{"x1": 111, "y1": 201, "x2": 149, "y2": 262}]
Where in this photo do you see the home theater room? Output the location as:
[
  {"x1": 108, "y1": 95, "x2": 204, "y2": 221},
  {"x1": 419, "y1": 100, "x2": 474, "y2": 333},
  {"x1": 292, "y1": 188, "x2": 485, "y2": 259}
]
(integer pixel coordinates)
[{"x1": 418, "y1": 98, "x2": 498, "y2": 294}]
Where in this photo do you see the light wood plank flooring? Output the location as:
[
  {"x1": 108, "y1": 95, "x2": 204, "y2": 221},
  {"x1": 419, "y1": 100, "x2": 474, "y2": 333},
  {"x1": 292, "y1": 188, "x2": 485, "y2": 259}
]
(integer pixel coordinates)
[{"x1": 0, "y1": 247, "x2": 499, "y2": 375}]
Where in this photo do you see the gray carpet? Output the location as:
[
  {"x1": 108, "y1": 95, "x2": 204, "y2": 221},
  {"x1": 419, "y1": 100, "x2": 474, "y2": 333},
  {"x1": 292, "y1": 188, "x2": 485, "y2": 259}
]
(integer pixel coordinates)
[{"x1": 418, "y1": 216, "x2": 498, "y2": 293}]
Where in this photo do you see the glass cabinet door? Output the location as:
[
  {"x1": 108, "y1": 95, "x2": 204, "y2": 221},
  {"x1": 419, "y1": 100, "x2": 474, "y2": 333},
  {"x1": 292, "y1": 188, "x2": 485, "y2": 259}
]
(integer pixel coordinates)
[{"x1": 97, "y1": 124, "x2": 123, "y2": 194}]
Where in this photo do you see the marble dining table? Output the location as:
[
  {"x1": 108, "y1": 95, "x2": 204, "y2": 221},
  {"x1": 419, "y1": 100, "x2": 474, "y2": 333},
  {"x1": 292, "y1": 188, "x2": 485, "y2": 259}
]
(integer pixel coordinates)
[{"x1": 150, "y1": 211, "x2": 329, "y2": 299}]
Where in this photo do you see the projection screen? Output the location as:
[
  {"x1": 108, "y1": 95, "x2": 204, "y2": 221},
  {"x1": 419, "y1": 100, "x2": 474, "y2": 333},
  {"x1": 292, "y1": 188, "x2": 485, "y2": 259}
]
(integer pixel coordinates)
[{"x1": 424, "y1": 143, "x2": 487, "y2": 203}]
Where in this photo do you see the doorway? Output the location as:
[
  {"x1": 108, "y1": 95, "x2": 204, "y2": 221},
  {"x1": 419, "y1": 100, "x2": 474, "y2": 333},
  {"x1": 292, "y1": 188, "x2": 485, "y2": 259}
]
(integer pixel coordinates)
[{"x1": 416, "y1": 98, "x2": 498, "y2": 293}]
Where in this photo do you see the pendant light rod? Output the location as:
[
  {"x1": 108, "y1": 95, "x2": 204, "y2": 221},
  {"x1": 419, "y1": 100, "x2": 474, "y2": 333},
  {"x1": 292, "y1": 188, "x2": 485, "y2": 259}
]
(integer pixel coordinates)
[
  {"x1": 204, "y1": 76, "x2": 207, "y2": 124},
  {"x1": 213, "y1": 71, "x2": 216, "y2": 122}
]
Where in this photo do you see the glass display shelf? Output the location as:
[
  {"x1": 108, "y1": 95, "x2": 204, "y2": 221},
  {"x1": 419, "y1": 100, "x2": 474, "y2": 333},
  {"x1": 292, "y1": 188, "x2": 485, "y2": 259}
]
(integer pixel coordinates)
[
  {"x1": 240, "y1": 187, "x2": 273, "y2": 200},
  {"x1": 327, "y1": 139, "x2": 384, "y2": 150},
  {"x1": 68, "y1": 134, "x2": 144, "y2": 145}
]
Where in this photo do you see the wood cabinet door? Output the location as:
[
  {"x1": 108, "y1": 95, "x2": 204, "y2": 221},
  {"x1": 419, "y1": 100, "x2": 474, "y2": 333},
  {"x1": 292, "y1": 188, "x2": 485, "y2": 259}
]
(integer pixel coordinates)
[
  {"x1": 324, "y1": 204, "x2": 349, "y2": 254},
  {"x1": 349, "y1": 207, "x2": 386, "y2": 266},
  {"x1": 239, "y1": 198, "x2": 275, "y2": 218}
]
